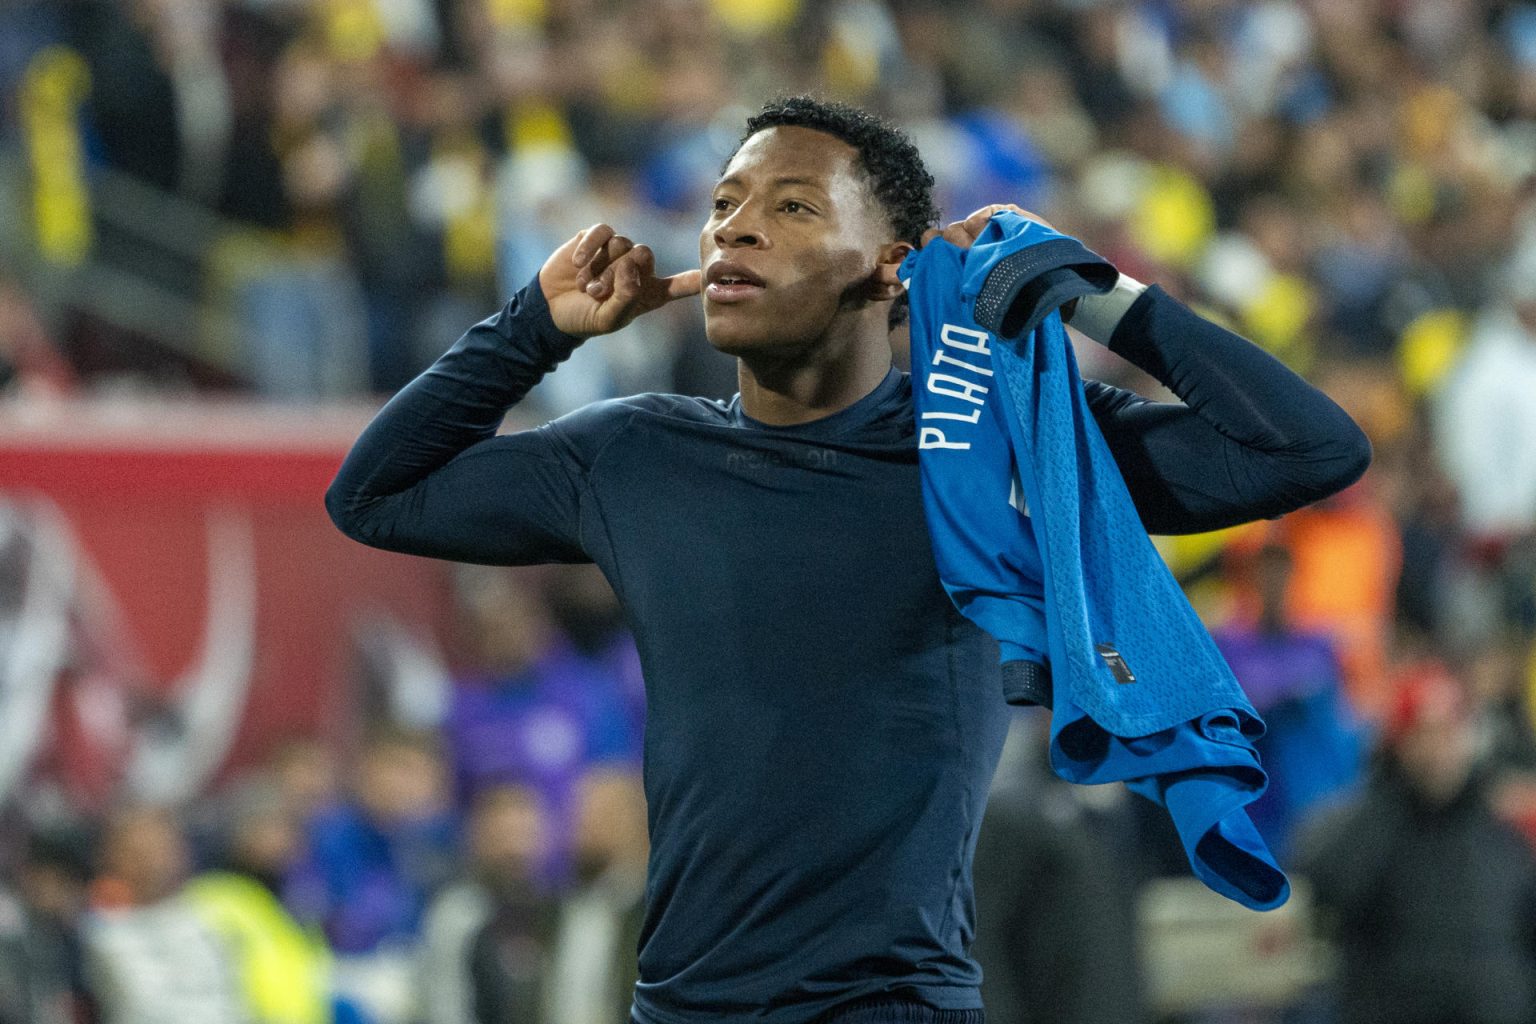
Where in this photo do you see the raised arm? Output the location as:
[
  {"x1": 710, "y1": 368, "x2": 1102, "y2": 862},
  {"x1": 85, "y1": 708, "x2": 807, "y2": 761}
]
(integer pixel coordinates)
[
  {"x1": 920, "y1": 205, "x2": 1370, "y2": 537},
  {"x1": 1080, "y1": 284, "x2": 1372, "y2": 535},
  {"x1": 325, "y1": 226, "x2": 700, "y2": 565}
]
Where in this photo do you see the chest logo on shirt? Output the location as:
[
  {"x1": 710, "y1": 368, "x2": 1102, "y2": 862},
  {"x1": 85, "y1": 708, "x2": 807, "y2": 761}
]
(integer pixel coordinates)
[
  {"x1": 920, "y1": 323, "x2": 994, "y2": 452},
  {"x1": 725, "y1": 448, "x2": 839, "y2": 472}
]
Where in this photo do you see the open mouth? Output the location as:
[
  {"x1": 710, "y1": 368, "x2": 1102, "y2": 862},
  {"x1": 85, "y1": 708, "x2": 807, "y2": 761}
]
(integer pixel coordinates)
[
  {"x1": 705, "y1": 278, "x2": 766, "y2": 303},
  {"x1": 705, "y1": 262, "x2": 767, "y2": 304}
]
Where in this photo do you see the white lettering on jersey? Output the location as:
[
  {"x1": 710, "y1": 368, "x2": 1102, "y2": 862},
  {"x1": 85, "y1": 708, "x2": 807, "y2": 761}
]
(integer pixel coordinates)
[{"x1": 918, "y1": 322, "x2": 997, "y2": 452}]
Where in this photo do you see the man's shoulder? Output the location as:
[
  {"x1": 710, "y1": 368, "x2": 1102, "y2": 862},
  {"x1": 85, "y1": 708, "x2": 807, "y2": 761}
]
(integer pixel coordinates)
[
  {"x1": 609, "y1": 391, "x2": 735, "y2": 421},
  {"x1": 529, "y1": 391, "x2": 733, "y2": 467},
  {"x1": 549, "y1": 391, "x2": 731, "y2": 436}
]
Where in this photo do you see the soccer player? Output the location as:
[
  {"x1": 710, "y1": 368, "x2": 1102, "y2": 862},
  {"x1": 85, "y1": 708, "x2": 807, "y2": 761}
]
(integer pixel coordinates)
[{"x1": 327, "y1": 97, "x2": 1370, "y2": 1024}]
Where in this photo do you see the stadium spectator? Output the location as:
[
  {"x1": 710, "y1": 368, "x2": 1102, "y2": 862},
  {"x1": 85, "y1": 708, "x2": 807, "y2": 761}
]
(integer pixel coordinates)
[
  {"x1": 544, "y1": 767, "x2": 648, "y2": 1024},
  {"x1": 1299, "y1": 662, "x2": 1536, "y2": 1024},
  {"x1": 1432, "y1": 243, "x2": 1536, "y2": 637},
  {"x1": 419, "y1": 784, "x2": 554, "y2": 1024},
  {"x1": 267, "y1": 734, "x2": 341, "y2": 828},
  {"x1": 1228, "y1": 486, "x2": 1403, "y2": 716},
  {"x1": 1214, "y1": 542, "x2": 1365, "y2": 862},
  {"x1": 287, "y1": 727, "x2": 457, "y2": 1024},
  {"x1": 186, "y1": 777, "x2": 332, "y2": 1024},
  {"x1": 444, "y1": 566, "x2": 634, "y2": 883},
  {"x1": 84, "y1": 806, "x2": 245, "y2": 1024},
  {"x1": 0, "y1": 825, "x2": 95, "y2": 1024},
  {"x1": 1381, "y1": 415, "x2": 1464, "y2": 644},
  {"x1": 62, "y1": 0, "x2": 184, "y2": 195},
  {"x1": 1464, "y1": 640, "x2": 1536, "y2": 780},
  {"x1": 971, "y1": 716, "x2": 1147, "y2": 1024}
]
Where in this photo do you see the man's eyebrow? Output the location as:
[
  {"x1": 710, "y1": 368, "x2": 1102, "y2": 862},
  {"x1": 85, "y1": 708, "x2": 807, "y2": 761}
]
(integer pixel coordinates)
[{"x1": 712, "y1": 175, "x2": 831, "y2": 192}]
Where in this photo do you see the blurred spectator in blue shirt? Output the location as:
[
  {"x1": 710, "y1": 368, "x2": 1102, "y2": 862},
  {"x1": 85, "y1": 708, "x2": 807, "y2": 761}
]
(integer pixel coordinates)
[
  {"x1": 290, "y1": 727, "x2": 457, "y2": 954},
  {"x1": 1215, "y1": 542, "x2": 1366, "y2": 862},
  {"x1": 287, "y1": 727, "x2": 456, "y2": 1023}
]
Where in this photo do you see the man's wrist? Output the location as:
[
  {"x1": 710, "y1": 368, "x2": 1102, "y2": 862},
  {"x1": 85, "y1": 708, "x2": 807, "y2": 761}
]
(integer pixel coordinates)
[
  {"x1": 1065, "y1": 272, "x2": 1149, "y2": 343},
  {"x1": 523, "y1": 274, "x2": 586, "y2": 350}
]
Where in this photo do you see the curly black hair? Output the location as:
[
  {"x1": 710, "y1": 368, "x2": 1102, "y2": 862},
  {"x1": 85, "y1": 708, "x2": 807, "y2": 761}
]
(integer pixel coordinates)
[{"x1": 741, "y1": 96, "x2": 939, "y2": 247}]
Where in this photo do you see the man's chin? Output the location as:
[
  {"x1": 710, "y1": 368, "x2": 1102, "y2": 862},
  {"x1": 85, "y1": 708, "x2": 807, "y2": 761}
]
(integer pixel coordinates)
[{"x1": 703, "y1": 317, "x2": 780, "y2": 357}]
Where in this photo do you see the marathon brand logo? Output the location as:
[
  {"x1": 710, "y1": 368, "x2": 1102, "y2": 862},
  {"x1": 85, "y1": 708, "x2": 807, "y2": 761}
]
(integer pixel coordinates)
[
  {"x1": 919, "y1": 323, "x2": 994, "y2": 452},
  {"x1": 725, "y1": 448, "x2": 839, "y2": 472}
]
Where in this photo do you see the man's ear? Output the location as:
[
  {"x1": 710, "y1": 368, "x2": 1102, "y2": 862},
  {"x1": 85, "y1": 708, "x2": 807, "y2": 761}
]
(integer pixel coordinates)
[{"x1": 870, "y1": 241, "x2": 915, "y2": 299}]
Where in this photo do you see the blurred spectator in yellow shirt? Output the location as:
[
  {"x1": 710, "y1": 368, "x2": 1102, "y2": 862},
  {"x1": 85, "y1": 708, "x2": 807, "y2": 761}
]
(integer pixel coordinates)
[{"x1": 186, "y1": 777, "x2": 333, "y2": 1024}]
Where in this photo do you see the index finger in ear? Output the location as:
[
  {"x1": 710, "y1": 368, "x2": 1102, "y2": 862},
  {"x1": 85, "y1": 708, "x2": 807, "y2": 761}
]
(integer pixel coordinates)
[{"x1": 662, "y1": 269, "x2": 702, "y2": 301}]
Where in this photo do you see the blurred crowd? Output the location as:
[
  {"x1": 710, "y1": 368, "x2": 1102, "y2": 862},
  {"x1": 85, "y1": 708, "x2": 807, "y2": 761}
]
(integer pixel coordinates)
[
  {"x1": 3, "y1": 0, "x2": 1536, "y2": 1022},
  {"x1": 0, "y1": 560, "x2": 651, "y2": 1024}
]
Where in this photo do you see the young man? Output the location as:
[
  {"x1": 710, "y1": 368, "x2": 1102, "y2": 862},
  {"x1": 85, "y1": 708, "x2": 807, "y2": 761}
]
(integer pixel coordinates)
[{"x1": 328, "y1": 97, "x2": 1369, "y2": 1024}]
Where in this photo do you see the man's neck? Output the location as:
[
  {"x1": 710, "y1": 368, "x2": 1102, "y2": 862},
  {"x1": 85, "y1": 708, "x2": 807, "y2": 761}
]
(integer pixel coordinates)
[{"x1": 735, "y1": 322, "x2": 893, "y2": 426}]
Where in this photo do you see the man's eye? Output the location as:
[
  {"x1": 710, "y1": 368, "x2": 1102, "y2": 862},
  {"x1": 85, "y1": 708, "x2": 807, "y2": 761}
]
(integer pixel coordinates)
[
  {"x1": 783, "y1": 201, "x2": 805, "y2": 214},
  {"x1": 712, "y1": 198, "x2": 731, "y2": 212}
]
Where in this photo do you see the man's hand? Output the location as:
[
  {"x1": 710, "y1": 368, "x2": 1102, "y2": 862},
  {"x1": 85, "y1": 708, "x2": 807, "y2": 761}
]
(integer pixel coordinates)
[
  {"x1": 539, "y1": 224, "x2": 702, "y2": 339},
  {"x1": 921, "y1": 203, "x2": 1052, "y2": 249},
  {"x1": 874, "y1": 204, "x2": 1053, "y2": 290}
]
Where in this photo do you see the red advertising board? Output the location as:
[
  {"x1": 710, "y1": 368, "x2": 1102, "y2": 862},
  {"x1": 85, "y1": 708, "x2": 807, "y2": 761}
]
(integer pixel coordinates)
[{"x1": 0, "y1": 398, "x2": 452, "y2": 812}]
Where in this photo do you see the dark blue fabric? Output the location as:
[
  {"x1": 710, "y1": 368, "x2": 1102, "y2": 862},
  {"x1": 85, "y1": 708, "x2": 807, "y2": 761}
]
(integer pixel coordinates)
[
  {"x1": 632, "y1": 1000, "x2": 984, "y2": 1024},
  {"x1": 627, "y1": 996, "x2": 989, "y2": 1024},
  {"x1": 902, "y1": 212, "x2": 1289, "y2": 910}
]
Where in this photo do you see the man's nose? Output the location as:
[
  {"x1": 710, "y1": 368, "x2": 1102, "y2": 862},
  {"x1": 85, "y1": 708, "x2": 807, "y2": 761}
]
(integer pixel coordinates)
[{"x1": 713, "y1": 203, "x2": 768, "y2": 249}]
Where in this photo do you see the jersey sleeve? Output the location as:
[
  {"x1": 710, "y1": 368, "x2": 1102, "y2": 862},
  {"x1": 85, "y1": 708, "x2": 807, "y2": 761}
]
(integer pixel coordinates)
[
  {"x1": 1085, "y1": 286, "x2": 1372, "y2": 535},
  {"x1": 326, "y1": 280, "x2": 606, "y2": 565}
]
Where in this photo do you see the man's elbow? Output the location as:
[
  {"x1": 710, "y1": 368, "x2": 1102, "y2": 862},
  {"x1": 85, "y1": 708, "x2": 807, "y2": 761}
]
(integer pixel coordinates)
[
  {"x1": 324, "y1": 480, "x2": 370, "y2": 544},
  {"x1": 1304, "y1": 416, "x2": 1373, "y2": 501}
]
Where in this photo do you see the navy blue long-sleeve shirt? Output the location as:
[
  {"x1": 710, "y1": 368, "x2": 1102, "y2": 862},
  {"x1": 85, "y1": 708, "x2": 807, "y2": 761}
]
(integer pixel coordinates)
[{"x1": 326, "y1": 280, "x2": 1369, "y2": 1024}]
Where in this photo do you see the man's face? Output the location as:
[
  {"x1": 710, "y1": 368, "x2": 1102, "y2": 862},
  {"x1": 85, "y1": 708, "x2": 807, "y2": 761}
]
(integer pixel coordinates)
[
  {"x1": 699, "y1": 126, "x2": 894, "y2": 356},
  {"x1": 471, "y1": 787, "x2": 545, "y2": 888},
  {"x1": 357, "y1": 742, "x2": 446, "y2": 824},
  {"x1": 105, "y1": 811, "x2": 188, "y2": 905}
]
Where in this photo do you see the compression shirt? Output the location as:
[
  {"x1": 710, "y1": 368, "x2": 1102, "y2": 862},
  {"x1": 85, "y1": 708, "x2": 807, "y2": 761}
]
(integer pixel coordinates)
[{"x1": 326, "y1": 278, "x2": 1368, "y2": 1024}]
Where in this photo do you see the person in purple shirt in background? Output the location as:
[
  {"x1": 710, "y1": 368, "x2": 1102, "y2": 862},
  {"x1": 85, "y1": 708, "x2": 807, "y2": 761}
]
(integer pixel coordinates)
[
  {"x1": 444, "y1": 565, "x2": 638, "y2": 885},
  {"x1": 1213, "y1": 542, "x2": 1366, "y2": 862}
]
